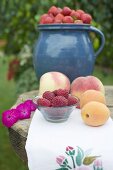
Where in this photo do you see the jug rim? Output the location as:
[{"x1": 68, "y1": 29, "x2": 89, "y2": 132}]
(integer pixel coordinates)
[{"x1": 38, "y1": 24, "x2": 91, "y2": 30}]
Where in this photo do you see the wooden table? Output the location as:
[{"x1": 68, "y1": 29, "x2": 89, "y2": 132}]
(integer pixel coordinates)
[{"x1": 8, "y1": 86, "x2": 113, "y2": 163}]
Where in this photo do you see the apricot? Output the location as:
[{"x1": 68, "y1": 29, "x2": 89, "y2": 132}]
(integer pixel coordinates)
[
  {"x1": 80, "y1": 90, "x2": 106, "y2": 108},
  {"x1": 81, "y1": 101, "x2": 110, "y2": 127},
  {"x1": 71, "y1": 76, "x2": 105, "y2": 100}
]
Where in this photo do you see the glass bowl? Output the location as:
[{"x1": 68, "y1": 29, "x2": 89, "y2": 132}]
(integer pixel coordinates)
[{"x1": 33, "y1": 96, "x2": 79, "y2": 123}]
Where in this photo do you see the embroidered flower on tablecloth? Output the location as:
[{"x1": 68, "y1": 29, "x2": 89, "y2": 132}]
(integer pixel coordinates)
[
  {"x1": 56, "y1": 156, "x2": 72, "y2": 169},
  {"x1": 56, "y1": 146, "x2": 104, "y2": 170},
  {"x1": 93, "y1": 159, "x2": 103, "y2": 170}
]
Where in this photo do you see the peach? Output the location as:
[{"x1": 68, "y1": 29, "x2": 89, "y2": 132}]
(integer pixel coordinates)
[
  {"x1": 80, "y1": 90, "x2": 106, "y2": 108},
  {"x1": 38, "y1": 72, "x2": 70, "y2": 95},
  {"x1": 71, "y1": 76, "x2": 105, "y2": 99},
  {"x1": 81, "y1": 101, "x2": 110, "y2": 127}
]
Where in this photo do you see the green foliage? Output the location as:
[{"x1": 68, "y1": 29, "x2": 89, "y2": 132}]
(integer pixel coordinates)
[
  {"x1": 7, "y1": 45, "x2": 38, "y2": 94},
  {"x1": 16, "y1": 67, "x2": 38, "y2": 94}
]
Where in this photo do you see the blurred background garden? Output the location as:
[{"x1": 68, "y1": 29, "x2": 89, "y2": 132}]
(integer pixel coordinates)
[{"x1": 0, "y1": 0, "x2": 113, "y2": 170}]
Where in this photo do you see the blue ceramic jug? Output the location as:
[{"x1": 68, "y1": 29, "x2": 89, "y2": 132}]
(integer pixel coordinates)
[{"x1": 33, "y1": 24, "x2": 105, "y2": 82}]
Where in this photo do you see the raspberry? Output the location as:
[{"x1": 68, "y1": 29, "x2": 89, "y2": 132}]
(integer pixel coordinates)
[
  {"x1": 37, "y1": 98, "x2": 51, "y2": 107},
  {"x1": 52, "y1": 96, "x2": 68, "y2": 107},
  {"x1": 76, "y1": 103, "x2": 80, "y2": 109},
  {"x1": 53, "y1": 90, "x2": 58, "y2": 95},
  {"x1": 43, "y1": 91, "x2": 55, "y2": 101},
  {"x1": 68, "y1": 96, "x2": 78, "y2": 106},
  {"x1": 56, "y1": 89, "x2": 69, "y2": 99}
]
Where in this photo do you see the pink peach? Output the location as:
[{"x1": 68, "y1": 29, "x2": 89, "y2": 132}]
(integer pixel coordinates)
[
  {"x1": 71, "y1": 76, "x2": 105, "y2": 99},
  {"x1": 38, "y1": 72, "x2": 70, "y2": 95}
]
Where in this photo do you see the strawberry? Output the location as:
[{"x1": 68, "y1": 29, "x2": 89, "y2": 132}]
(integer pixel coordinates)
[
  {"x1": 37, "y1": 98, "x2": 51, "y2": 107},
  {"x1": 76, "y1": 9, "x2": 85, "y2": 16},
  {"x1": 48, "y1": 6, "x2": 59, "y2": 16},
  {"x1": 74, "y1": 20, "x2": 83, "y2": 24},
  {"x1": 42, "y1": 16, "x2": 54, "y2": 24},
  {"x1": 81, "y1": 13, "x2": 92, "y2": 24},
  {"x1": 49, "y1": 13, "x2": 54, "y2": 19},
  {"x1": 58, "y1": 7, "x2": 62, "y2": 14},
  {"x1": 54, "y1": 13, "x2": 64, "y2": 23},
  {"x1": 63, "y1": 16, "x2": 74, "y2": 23},
  {"x1": 52, "y1": 96, "x2": 68, "y2": 107},
  {"x1": 56, "y1": 89, "x2": 69, "y2": 98},
  {"x1": 70, "y1": 10, "x2": 81, "y2": 20},
  {"x1": 39, "y1": 14, "x2": 49, "y2": 24},
  {"x1": 62, "y1": 7, "x2": 72, "y2": 16},
  {"x1": 43, "y1": 91, "x2": 55, "y2": 101},
  {"x1": 68, "y1": 96, "x2": 78, "y2": 106}
]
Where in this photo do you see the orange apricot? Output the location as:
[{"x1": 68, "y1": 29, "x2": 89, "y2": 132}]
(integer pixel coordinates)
[
  {"x1": 81, "y1": 101, "x2": 110, "y2": 127},
  {"x1": 80, "y1": 90, "x2": 106, "y2": 108}
]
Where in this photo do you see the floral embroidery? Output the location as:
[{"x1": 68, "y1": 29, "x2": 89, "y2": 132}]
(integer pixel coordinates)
[{"x1": 56, "y1": 146, "x2": 103, "y2": 170}]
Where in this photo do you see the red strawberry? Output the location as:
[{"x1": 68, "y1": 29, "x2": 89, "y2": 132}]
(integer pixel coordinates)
[
  {"x1": 62, "y1": 7, "x2": 72, "y2": 16},
  {"x1": 56, "y1": 89, "x2": 69, "y2": 99},
  {"x1": 68, "y1": 96, "x2": 78, "y2": 106},
  {"x1": 43, "y1": 91, "x2": 55, "y2": 101},
  {"x1": 74, "y1": 20, "x2": 83, "y2": 24},
  {"x1": 76, "y1": 9, "x2": 85, "y2": 16},
  {"x1": 39, "y1": 14, "x2": 49, "y2": 24},
  {"x1": 37, "y1": 98, "x2": 51, "y2": 107},
  {"x1": 49, "y1": 13, "x2": 54, "y2": 19},
  {"x1": 58, "y1": 7, "x2": 62, "y2": 14},
  {"x1": 63, "y1": 16, "x2": 74, "y2": 23},
  {"x1": 54, "y1": 13, "x2": 64, "y2": 23},
  {"x1": 70, "y1": 10, "x2": 81, "y2": 20},
  {"x1": 52, "y1": 96, "x2": 68, "y2": 107},
  {"x1": 81, "y1": 13, "x2": 92, "y2": 24},
  {"x1": 42, "y1": 16, "x2": 54, "y2": 24},
  {"x1": 48, "y1": 6, "x2": 59, "y2": 16}
]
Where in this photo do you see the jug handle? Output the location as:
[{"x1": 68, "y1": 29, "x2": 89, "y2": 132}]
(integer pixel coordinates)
[{"x1": 88, "y1": 26, "x2": 105, "y2": 58}]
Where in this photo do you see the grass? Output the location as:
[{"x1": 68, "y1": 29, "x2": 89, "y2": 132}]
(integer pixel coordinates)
[
  {"x1": 0, "y1": 57, "x2": 28, "y2": 170},
  {"x1": 0, "y1": 57, "x2": 113, "y2": 170}
]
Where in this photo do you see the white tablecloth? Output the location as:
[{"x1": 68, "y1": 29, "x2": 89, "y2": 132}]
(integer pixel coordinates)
[{"x1": 25, "y1": 108, "x2": 113, "y2": 170}]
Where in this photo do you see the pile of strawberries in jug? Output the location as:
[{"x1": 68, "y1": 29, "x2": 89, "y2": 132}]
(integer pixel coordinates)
[{"x1": 39, "y1": 6, "x2": 92, "y2": 24}]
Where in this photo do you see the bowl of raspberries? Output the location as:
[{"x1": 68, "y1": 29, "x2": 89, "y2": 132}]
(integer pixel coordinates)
[{"x1": 33, "y1": 89, "x2": 79, "y2": 122}]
